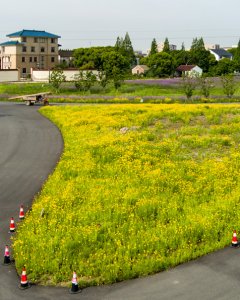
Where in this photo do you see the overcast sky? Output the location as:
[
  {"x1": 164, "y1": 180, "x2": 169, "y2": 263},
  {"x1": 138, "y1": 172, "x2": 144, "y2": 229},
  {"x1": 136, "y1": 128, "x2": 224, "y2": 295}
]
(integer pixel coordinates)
[{"x1": 1, "y1": 0, "x2": 240, "y2": 51}]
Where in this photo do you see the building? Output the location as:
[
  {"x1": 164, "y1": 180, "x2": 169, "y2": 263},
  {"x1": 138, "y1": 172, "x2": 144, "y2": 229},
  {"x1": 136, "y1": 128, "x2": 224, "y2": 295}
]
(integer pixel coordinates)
[
  {"x1": 58, "y1": 49, "x2": 74, "y2": 67},
  {"x1": 0, "y1": 29, "x2": 61, "y2": 78},
  {"x1": 209, "y1": 48, "x2": 233, "y2": 61},
  {"x1": 205, "y1": 44, "x2": 221, "y2": 50},
  {"x1": 157, "y1": 42, "x2": 177, "y2": 52},
  {"x1": 132, "y1": 65, "x2": 149, "y2": 75},
  {"x1": 176, "y1": 65, "x2": 202, "y2": 77}
]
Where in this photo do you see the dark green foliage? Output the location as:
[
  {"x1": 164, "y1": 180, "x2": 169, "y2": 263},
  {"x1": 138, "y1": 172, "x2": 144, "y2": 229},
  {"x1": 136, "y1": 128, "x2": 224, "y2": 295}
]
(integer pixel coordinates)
[
  {"x1": 149, "y1": 38, "x2": 158, "y2": 56},
  {"x1": 115, "y1": 32, "x2": 136, "y2": 66},
  {"x1": 147, "y1": 52, "x2": 174, "y2": 77},
  {"x1": 189, "y1": 37, "x2": 212, "y2": 73},
  {"x1": 210, "y1": 59, "x2": 236, "y2": 76},
  {"x1": 162, "y1": 37, "x2": 170, "y2": 53},
  {"x1": 73, "y1": 46, "x2": 115, "y2": 70}
]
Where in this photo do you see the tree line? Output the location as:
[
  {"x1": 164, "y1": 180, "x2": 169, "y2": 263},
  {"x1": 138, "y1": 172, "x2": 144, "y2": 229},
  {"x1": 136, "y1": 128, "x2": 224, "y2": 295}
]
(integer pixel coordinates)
[{"x1": 54, "y1": 34, "x2": 240, "y2": 89}]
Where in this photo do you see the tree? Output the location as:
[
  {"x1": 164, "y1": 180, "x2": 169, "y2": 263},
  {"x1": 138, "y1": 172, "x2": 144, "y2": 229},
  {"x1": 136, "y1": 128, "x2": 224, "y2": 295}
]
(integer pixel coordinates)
[
  {"x1": 181, "y1": 75, "x2": 197, "y2": 100},
  {"x1": 49, "y1": 69, "x2": 66, "y2": 91},
  {"x1": 73, "y1": 46, "x2": 115, "y2": 70},
  {"x1": 115, "y1": 32, "x2": 136, "y2": 66},
  {"x1": 232, "y1": 39, "x2": 240, "y2": 72},
  {"x1": 115, "y1": 36, "x2": 124, "y2": 51},
  {"x1": 189, "y1": 37, "x2": 212, "y2": 73},
  {"x1": 147, "y1": 52, "x2": 174, "y2": 77},
  {"x1": 162, "y1": 37, "x2": 170, "y2": 53},
  {"x1": 98, "y1": 70, "x2": 109, "y2": 89},
  {"x1": 123, "y1": 33, "x2": 135, "y2": 60},
  {"x1": 149, "y1": 38, "x2": 158, "y2": 56},
  {"x1": 74, "y1": 70, "x2": 96, "y2": 91},
  {"x1": 211, "y1": 58, "x2": 235, "y2": 76},
  {"x1": 221, "y1": 74, "x2": 237, "y2": 98},
  {"x1": 197, "y1": 76, "x2": 214, "y2": 98},
  {"x1": 102, "y1": 51, "x2": 129, "y2": 89}
]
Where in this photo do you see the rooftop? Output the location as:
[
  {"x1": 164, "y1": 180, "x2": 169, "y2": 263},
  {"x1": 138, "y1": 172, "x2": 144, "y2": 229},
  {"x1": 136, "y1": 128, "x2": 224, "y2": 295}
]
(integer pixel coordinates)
[
  {"x1": 7, "y1": 30, "x2": 60, "y2": 39},
  {"x1": 210, "y1": 48, "x2": 232, "y2": 58},
  {"x1": 177, "y1": 65, "x2": 197, "y2": 71},
  {"x1": 0, "y1": 41, "x2": 23, "y2": 46},
  {"x1": 59, "y1": 49, "x2": 74, "y2": 57}
]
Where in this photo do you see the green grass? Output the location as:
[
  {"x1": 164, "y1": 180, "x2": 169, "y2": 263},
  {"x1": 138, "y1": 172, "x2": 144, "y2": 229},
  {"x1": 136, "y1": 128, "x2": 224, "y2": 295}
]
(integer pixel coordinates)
[
  {"x1": 13, "y1": 104, "x2": 240, "y2": 287},
  {"x1": 1, "y1": 79, "x2": 240, "y2": 99}
]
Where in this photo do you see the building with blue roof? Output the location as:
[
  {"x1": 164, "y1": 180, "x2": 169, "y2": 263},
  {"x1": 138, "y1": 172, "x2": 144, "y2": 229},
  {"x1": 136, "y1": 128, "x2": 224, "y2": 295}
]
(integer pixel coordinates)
[{"x1": 0, "y1": 29, "x2": 61, "y2": 77}]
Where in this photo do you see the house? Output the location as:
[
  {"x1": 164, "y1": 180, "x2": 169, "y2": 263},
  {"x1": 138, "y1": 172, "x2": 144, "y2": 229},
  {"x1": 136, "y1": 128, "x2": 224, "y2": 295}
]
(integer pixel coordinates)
[
  {"x1": 58, "y1": 49, "x2": 74, "y2": 66},
  {"x1": 176, "y1": 65, "x2": 203, "y2": 77},
  {"x1": 209, "y1": 48, "x2": 233, "y2": 61},
  {"x1": 132, "y1": 65, "x2": 149, "y2": 75},
  {"x1": 0, "y1": 29, "x2": 61, "y2": 78}
]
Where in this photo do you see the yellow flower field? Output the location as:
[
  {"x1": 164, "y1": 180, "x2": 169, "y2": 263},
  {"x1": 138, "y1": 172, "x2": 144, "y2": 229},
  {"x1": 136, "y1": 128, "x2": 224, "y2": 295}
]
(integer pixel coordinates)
[{"x1": 13, "y1": 104, "x2": 240, "y2": 286}]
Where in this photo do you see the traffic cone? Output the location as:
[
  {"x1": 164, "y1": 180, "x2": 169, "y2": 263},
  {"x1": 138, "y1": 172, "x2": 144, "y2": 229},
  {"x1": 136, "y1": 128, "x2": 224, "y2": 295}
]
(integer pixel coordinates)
[
  {"x1": 19, "y1": 205, "x2": 25, "y2": 220},
  {"x1": 3, "y1": 245, "x2": 11, "y2": 265},
  {"x1": 19, "y1": 266, "x2": 30, "y2": 289},
  {"x1": 70, "y1": 271, "x2": 81, "y2": 294},
  {"x1": 9, "y1": 217, "x2": 15, "y2": 233},
  {"x1": 232, "y1": 230, "x2": 238, "y2": 247}
]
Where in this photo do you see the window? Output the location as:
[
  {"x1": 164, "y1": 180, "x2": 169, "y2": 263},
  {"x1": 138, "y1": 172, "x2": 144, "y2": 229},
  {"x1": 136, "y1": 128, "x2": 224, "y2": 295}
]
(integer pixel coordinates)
[
  {"x1": 22, "y1": 37, "x2": 27, "y2": 42},
  {"x1": 29, "y1": 57, "x2": 33, "y2": 63},
  {"x1": 40, "y1": 47, "x2": 45, "y2": 53},
  {"x1": 22, "y1": 57, "x2": 25, "y2": 62},
  {"x1": 34, "y1": 57, "x2": 37, "y2": 62},
  {"x1": 2, "y1": 46, "x2": 5, "y2": 53},
  {"x1": 22, "y1": 68, "x2": 26, "y2": 74},
  {"x1": 39, "y1": 38, "x2": 46, "y2": 43},
  {"x1": 51, "y1": 47, "x2": 55, "y2": 53},
  {"x1": 22, "y1": 46, "x2": 27, "y2": 53},
  {"x1": 51, "y1": 38, "x2": 56, "y2": 43},
  {"x1": 31, "y1": 47, "x2": 35, "y2": 52},
  {"x1": 41, "y1": 56, "x2": 44, "y2": 62},
  {"x1": 51, "y1": 57, "x2": 55, "y2": 63},
  {"x1": 34, "y1": 37, "x2": 38, "y2": 43}
]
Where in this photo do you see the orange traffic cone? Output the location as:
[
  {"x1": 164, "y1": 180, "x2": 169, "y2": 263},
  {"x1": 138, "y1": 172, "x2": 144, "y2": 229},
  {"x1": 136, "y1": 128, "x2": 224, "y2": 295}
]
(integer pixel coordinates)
[
  {"x1": 19, "y1": 266, "x2": 30, "y2": 289},
  {"x1": 70, "y1": 271, "x2": 81, "y2": 294},
  {"x1": 19, "y1": 205, "x2": 25, "y2": 220},
  {"x1": 9, "y1": 217, "x2": 15, "y2": 233},
  {"x1": 232, "y1": 230, "x2": 238, "y2": 247},
  {"x1": 3, "y1": 245, "x2": 11, "y2": 265}
]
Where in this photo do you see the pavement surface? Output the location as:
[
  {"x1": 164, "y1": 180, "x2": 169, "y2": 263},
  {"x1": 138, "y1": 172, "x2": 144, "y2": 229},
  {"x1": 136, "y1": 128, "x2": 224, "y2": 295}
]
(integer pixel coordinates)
[{"x1": 0, "y1": 102, "x2": 239, "y2": 300}]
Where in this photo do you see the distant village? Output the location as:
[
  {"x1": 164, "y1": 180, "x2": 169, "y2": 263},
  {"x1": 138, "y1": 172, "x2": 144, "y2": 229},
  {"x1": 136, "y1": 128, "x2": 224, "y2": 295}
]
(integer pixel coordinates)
[{"x1": 0, "y1": 29, "x2": 238, "y2": 82}]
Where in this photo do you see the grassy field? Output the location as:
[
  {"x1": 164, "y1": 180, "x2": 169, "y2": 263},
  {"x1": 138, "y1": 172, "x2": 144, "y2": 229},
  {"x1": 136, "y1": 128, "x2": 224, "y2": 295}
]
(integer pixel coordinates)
[
  {"x1": 13, "y1": 104, "x2": 240, "y2": 287},
  {"x1": 1, "y1": 78, "x2": 240, "y2": 101}
]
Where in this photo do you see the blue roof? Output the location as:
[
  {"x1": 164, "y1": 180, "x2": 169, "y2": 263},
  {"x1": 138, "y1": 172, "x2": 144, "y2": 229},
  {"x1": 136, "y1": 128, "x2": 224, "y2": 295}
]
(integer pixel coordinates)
[
  {"x1": 0, "y1": 41, "x2": 23, "y2": 46},
  {"x1": 7, "y1": 30, "x2": 60, "y2": 38}
]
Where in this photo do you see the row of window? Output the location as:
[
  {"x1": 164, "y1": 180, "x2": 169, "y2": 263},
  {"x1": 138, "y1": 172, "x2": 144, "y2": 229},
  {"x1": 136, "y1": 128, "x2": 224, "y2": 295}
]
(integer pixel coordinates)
[
  {"x1": 21, "y1": 56, "x2": 55, "y2": 63},
  {"x1": 22, "y1": 46, "x2": 55, "y2": 53},
  {"x1": 22, "y1": 37, "x2": 56, "y2": 43}
]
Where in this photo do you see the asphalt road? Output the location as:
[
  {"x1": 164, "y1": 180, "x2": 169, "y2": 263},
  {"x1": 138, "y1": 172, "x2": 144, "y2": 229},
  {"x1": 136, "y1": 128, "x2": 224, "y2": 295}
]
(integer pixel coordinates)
[{"x1": 0, "y1": 102, "x2": 239, "y2": 300}]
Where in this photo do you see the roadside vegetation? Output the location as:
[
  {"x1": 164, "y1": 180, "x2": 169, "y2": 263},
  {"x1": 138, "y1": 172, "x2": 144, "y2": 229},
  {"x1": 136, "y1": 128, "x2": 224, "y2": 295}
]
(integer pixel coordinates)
[
  {"x1": 1, "y1": 75, "x2": 240, "y2": 103},
  {"x1": 13, "y1": 104, "x2": 240, "y2": 287}
]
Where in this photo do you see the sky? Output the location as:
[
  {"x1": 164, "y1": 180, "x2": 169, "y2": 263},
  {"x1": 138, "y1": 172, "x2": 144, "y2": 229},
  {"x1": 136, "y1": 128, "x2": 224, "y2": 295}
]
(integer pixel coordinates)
[{"x1": 1, "y1": 0, "x2": 240, "y2": 52}]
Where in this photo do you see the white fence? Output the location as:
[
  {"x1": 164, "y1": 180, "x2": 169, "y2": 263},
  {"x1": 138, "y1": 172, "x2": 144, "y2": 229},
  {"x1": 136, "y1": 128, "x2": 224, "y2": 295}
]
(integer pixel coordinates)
[
  {"x1": 0, "y1": 70, "x2": 19, "y2": 82},
  {"x1": 31, "y1": 69, "x2": 99, "y2": 82}
]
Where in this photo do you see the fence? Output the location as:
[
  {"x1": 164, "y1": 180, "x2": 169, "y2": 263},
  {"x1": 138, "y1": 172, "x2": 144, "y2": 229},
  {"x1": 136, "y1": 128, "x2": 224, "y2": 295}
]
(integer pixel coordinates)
[
  {"x1": 31, "y1": 69, "x2": 99, "y2": 82},
  {"x1": 0, "y1": 70, "x2": 19, "y2": 82}
]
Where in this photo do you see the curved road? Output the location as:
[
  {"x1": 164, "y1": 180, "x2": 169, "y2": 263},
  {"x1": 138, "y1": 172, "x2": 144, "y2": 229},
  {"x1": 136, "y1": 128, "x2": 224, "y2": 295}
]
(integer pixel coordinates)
[{"x1": 0, "y1": 102, "x2": 239, "y2": 300}]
